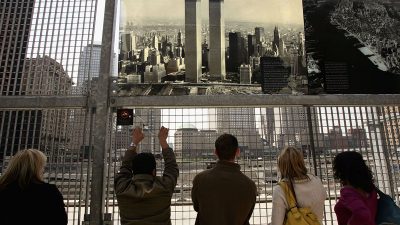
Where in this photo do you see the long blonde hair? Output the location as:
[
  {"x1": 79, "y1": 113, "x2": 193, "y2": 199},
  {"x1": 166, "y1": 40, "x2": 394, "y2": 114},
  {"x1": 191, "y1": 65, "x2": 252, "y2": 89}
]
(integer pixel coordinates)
[
  {"x1": 0, "y1": 149, "x2": 47, "y2": 190},
  {"x1": 278, "y1": 146, "x2": 308, "y2": 180}
]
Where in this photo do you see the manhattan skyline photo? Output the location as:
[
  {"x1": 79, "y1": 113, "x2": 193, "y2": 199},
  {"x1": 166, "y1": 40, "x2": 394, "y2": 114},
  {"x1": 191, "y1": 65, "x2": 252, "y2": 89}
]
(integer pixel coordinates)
[{"x1": 117, "y1": 0, "x2": 308, "y2": 96}]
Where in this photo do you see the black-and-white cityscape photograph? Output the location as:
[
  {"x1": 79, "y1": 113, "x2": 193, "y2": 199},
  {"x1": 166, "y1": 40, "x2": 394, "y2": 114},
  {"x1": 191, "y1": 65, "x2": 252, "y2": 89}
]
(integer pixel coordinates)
[
  {"x1": 304, "y1": 0, "x2": 400, "y2": 94},
  {"x1": 117, "y1": 0, "x2": 308, "y2": 96}
]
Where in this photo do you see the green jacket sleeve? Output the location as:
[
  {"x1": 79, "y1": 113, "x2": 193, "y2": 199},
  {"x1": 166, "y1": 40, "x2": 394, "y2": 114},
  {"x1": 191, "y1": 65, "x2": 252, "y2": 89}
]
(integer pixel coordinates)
[
  {"x1": 114, "y1": 147, "x2": 137, "y2": 194},
  {"x1": 161, "y1": 147, "x2": 179, "y2": 193}
]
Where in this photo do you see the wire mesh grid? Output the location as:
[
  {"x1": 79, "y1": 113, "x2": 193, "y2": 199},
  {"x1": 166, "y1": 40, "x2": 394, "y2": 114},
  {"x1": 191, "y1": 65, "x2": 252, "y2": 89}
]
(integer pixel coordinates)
[
  {"x1": 2, "y1": 1, "x2": 400, "y2": 224},
  {"x1": 1, "y1": 0, "x2": 98, "y2": 96},
  {"x1": 103, "y1": 105, "x2": 400, "y2": 225},
  {"x1": 0, "y1": 105, "x2": 399, "y2": 225},
  {"x1": 0, "y1": 108, "x2": 93, "y2": 225}
]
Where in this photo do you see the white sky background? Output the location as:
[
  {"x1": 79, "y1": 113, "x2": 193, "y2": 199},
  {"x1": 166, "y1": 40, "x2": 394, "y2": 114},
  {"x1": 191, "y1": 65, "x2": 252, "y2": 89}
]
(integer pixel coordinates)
[
  {"x1": 120, "y1": 0, "x2": 305, "y2": 25},
  {"x1": 94, "y1": 0, "x2": 106, "y2": 44}
]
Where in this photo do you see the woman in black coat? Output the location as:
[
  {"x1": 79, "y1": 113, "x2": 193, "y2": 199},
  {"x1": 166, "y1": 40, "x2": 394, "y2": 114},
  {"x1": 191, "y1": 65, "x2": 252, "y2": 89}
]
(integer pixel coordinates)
[{"x1": 0, "y1": 149, "x2": 68, "y2": 225}]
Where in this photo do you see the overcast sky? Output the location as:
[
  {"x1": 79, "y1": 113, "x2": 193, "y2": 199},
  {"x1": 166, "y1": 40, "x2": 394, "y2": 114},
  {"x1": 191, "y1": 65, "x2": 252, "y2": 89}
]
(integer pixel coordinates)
[{"x1": 120, "y1": 0, "x2": 304, "y2": 25}]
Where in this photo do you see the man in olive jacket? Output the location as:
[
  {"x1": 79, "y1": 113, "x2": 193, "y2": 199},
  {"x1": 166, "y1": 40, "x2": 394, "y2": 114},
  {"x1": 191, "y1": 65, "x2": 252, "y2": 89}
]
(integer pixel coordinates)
[
  {"x1": 115, "y1": 126, "x2": 179, "y2": 225},
  {"x1": 191, "y1": 133, "x2": 257, "y2": 225}
]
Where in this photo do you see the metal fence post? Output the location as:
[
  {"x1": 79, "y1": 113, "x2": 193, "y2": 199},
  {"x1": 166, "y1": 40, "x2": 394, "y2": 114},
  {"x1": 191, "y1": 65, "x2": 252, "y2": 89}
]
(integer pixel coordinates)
[
  {"x1": 306, "y1": 106, "x2": 318, "y2": 176},
  {"x1": 89, "y1": 0, "x2": 116, "y2": 224}
]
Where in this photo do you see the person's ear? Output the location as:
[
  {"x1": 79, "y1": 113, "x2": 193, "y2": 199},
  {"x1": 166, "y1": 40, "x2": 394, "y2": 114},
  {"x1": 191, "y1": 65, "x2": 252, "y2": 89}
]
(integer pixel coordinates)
[
  {"x1": 152, "y1": 169, "x2": 156, "y2": 176},
  {"x1": 214, "y1": 149, "x2": 218, "y2": 157},
  {"x1": 235, "y1": 148, "x2": 240, "y2": 158}
]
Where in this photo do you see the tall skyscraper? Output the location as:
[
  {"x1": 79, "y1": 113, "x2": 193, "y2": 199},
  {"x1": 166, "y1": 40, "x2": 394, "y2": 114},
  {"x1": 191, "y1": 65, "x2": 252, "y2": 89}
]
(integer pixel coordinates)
[
  {"x1": 278, "y1": 39, "x2": 286, "y2": 57},
  {"x1": 297, "y1": 32, "x2": 306, "y2": 67},
  {"x1": 202, "y1": 42, "x2": 209, "y2": 72},
  {"x1": 24, "y1": 57, "x2": 72, "y2": 157},
  {"x1": 247, "y1": 34, "x2": 256, "y2": 58},
  {"x1": 77, "y1": 44, "x2": 102, "y2": 89},
  {"x1": 0, "y1": 0, "x2": 40, "y2": 156},
  {"x1": 149, "y1": 49, "x2": 161, "y2": 66},
  {"x1": 177, "y1": 30, "x2": 183, "y2": 47},
  {"x1": 228, "y1": 32, "x2": 246, "y2": 72},
  {"x1": 209, "y1": 0, "x2": 226, "y2": 80},
  {"x1": 152, "y1": 35, "x2": 159, "y2": 50},
  {"x1": 255, "y1": 27, "x2": 265, "y2": 45},
  {"x1": 185, "y1": 0, "x2": 202, "y2": 83},
  {"x1": 261, "y1": 108, "x2": 276, "y2": 146},
  {"x1": 216, "y1": 108, "x2": 263, "y2": 156},
  {"x1": 134, "y1": 109, "x2": 162, "y2": 154},
  {"x1": 272, "y1": 26, "x2": 280, "y2": 54},
  {"x1": 279, "y1": 107, "x2": 310, "y2": 147},
  {"x1": 121, "y1": 33, "x2": 136, "y2": 53},
  {"x1": 1, "y1": 0, "x2": 34, "y2": 96}
]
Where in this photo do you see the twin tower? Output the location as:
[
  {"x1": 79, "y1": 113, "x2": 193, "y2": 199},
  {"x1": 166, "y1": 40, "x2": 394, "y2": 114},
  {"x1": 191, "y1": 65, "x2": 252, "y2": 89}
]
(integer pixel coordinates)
[{"x1": 185, "y1": 0, "x2": 225, "y2": 83}]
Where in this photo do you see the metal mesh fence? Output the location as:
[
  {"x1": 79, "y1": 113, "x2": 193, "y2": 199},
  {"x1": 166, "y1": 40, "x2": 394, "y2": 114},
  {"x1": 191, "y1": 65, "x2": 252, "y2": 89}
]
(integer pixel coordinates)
[
  {"x1": 0, "y1": 108, "x2": 93, "y2": 225},
  {"x1": 1, "y1": 106, "x2": 399, "y2": 224},
  {"x1": 103, "y1": 105, "x2": 400, "y2": 225},
  {"x1": 1, "y1": 0, "x2": 98, "y2": 96},
  {"x1": 2, "y1": 1, "x2": 400, "y2": 225}
]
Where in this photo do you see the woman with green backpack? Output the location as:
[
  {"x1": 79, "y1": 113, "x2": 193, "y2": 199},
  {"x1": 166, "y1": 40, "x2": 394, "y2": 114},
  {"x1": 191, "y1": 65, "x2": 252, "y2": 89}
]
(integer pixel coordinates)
[{"x1": 271, "y1": 146, "x2": 326, "y2": 225}]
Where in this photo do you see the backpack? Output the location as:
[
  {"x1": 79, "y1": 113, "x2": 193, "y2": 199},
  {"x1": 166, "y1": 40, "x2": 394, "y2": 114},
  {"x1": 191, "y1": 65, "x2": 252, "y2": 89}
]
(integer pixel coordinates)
[
  {"x1": 375, "y1": 188, "x2": 400, "y2": 225},
  {"x1": 278, "y1": 181, "x2": 321, "y2": 225}
]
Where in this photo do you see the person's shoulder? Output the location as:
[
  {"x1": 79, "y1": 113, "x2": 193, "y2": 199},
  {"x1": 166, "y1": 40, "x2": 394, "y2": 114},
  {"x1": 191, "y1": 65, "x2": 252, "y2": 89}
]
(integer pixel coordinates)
[
  {"x1": 340, "y1": 186, "x2": 361, "y2": 197},
  {"x1": 36, "y1": 182, "x2": 62, "y2": 194},
  {"x1": 306, "y1": 174, "x2": 324, "y2": 186},
  {"x1": 240, "y1": 171, "x2": 256, "y2": 184},
  {"x1": 272, "y1": 182, "x2": 286, "y2": 198},
  {"x1": 194, "y1": 168, "x2": 212, "y2": 179}
]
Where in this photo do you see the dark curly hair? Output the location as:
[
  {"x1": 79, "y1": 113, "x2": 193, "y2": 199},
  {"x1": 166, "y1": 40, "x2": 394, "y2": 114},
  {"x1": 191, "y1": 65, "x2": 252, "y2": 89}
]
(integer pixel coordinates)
[{"x1": 333, "y1": 151, "x2": 374, "y2": 193}]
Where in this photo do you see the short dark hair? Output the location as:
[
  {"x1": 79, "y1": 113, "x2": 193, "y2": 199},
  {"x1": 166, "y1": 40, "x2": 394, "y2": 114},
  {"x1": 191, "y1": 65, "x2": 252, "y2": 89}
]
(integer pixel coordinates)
[
  {"x1": 333, "y1": 151, "x2": 374, "y2": 192},
  {"x1": 215, "y1": 133, "x2": 238, "y2": 160},
  {"x1": 132, "y1": 153, "x2": 156, "y2": 175}
]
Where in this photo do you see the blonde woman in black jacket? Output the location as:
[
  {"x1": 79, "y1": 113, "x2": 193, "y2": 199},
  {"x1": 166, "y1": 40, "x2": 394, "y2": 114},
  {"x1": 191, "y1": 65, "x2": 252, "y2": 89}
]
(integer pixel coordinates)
[{"x1": 0, "y1": 149, "x2": 67, "y2": 225}]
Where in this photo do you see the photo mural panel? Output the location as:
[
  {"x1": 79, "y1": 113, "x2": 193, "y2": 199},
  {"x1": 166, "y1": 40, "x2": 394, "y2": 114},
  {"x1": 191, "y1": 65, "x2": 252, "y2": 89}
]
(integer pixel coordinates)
[
  {"x1": 303, "y1": 0, "x2": 400, "y2": 94},
  {"x1": 117, "y1": 0, "x2": 308, "y2": 96}
]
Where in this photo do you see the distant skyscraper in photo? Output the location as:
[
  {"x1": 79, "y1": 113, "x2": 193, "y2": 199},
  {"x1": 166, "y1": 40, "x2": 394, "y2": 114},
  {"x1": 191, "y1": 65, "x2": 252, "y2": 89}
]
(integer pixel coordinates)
[
  {"x1": 297, "y1": 32, "x2": 306, "y2": 67},
  {"x1": 272, "y1": 26, "x2": 280, "y2": 54},
  {"x1": 185, "y1": 0, "x2": 202, "y2": 83},
  {"x1": 177, "y1": 30, "x2": 183, "y2": 47},
  {"x1": 152, "y1": 35, "x2": 159, "y2": 50},
  {"x1": 77, "y1": 44, "x2": 102, "y2": 88},
  {"x1": 228, "y1": 32, "x2": 246, "y2": 72},
  {"x1": 209, "y1": 0, "x2": 226, "y2": 80},
  {"x1": 255, "y1": 27, "x2": 265, "y2": 44},
  {"x1": 121, "y1": 32, "x2": 136, "y2": 53},
  {"x1": 247, "y1": 34, "x2": 256, "y2": 58},
  {"x1": 202, "y1": 42, "x2": 209, "y2": 71}
]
